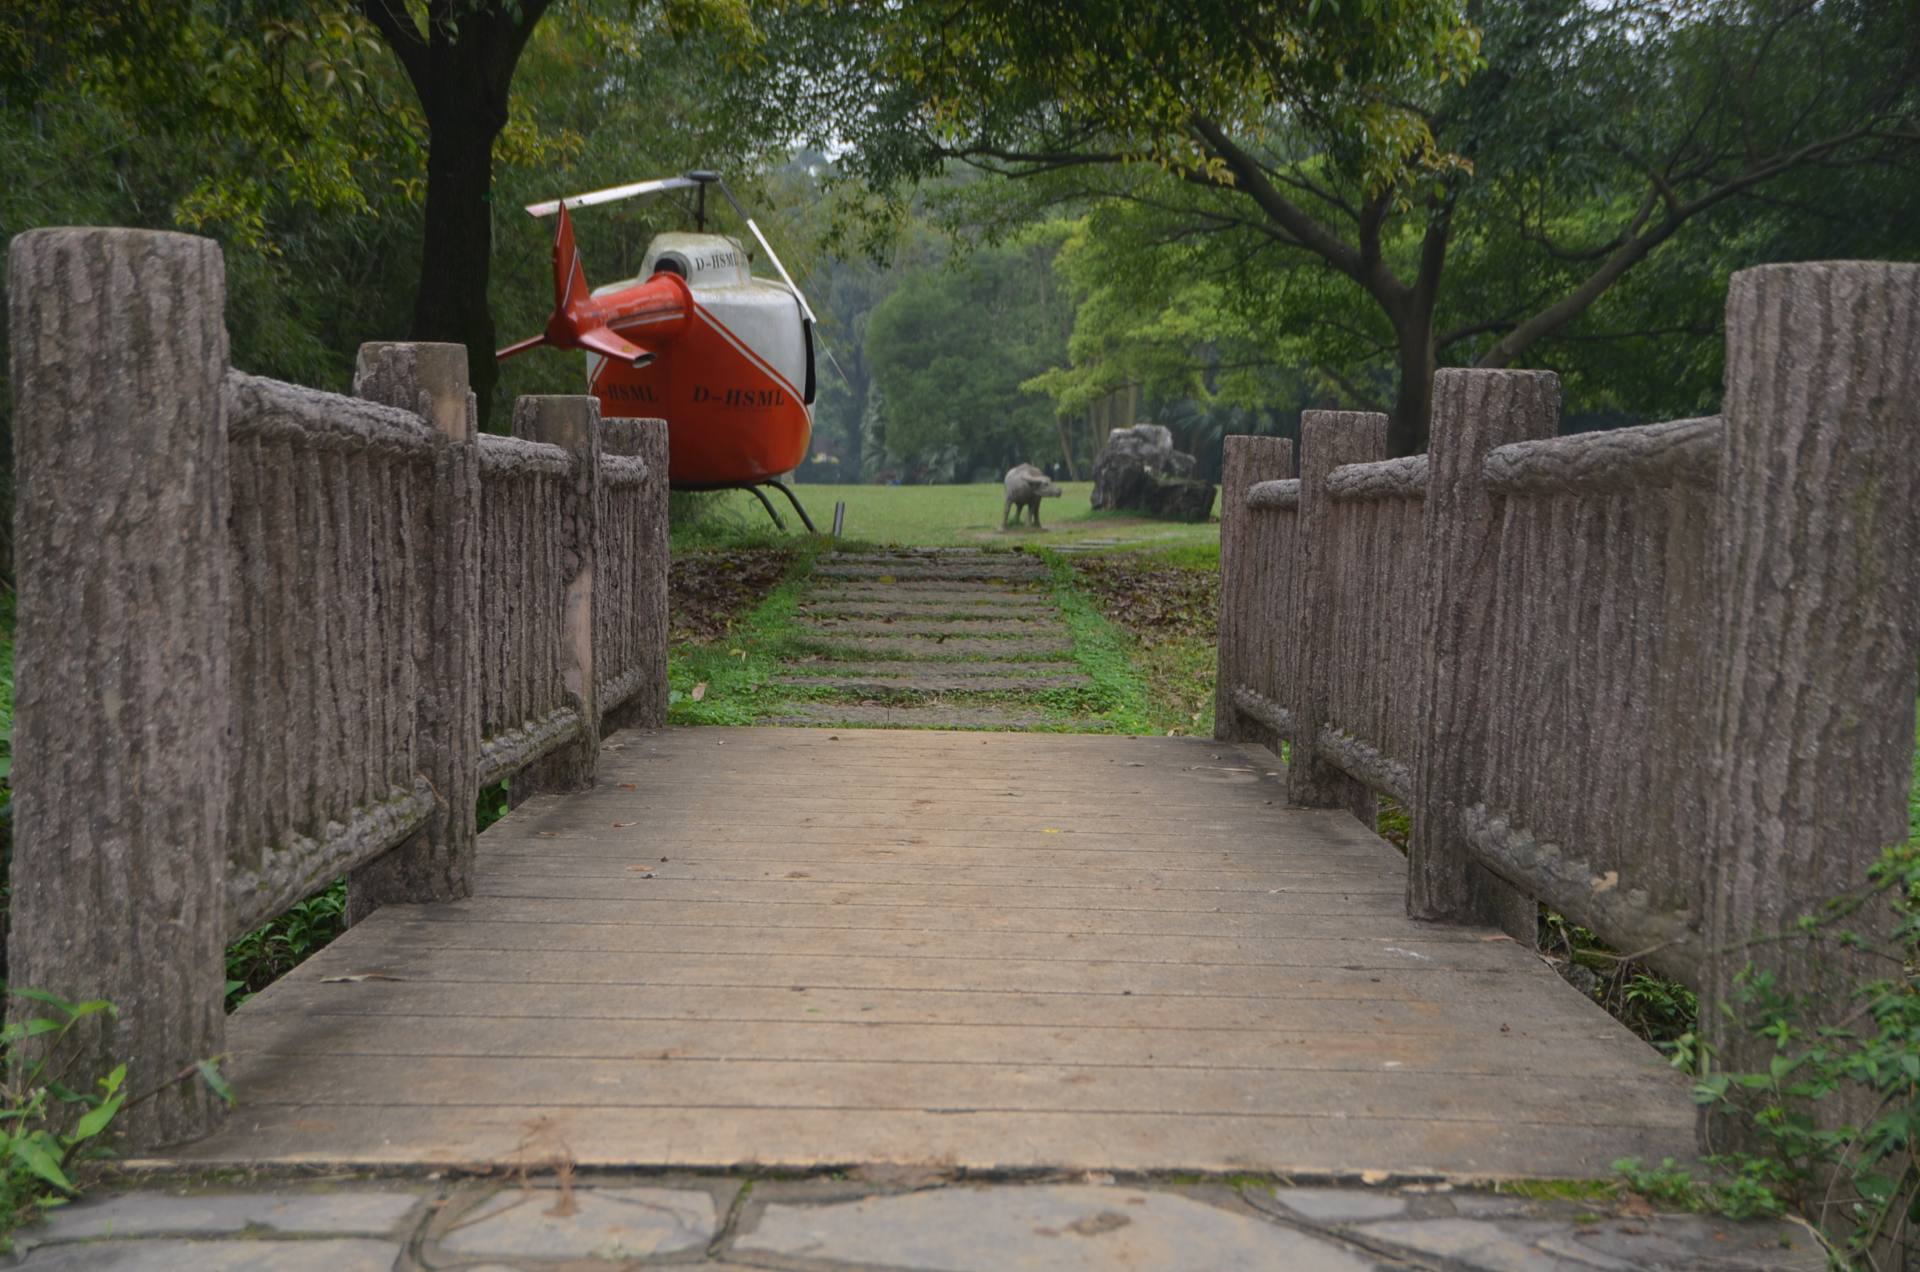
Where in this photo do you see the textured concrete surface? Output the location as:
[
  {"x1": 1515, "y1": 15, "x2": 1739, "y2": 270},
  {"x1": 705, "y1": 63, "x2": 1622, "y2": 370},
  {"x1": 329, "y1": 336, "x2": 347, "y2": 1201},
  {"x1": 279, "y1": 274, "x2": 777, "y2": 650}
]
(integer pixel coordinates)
[{"x1": 12, "y1": 1176, "x2": 1826, "y2": 1270}]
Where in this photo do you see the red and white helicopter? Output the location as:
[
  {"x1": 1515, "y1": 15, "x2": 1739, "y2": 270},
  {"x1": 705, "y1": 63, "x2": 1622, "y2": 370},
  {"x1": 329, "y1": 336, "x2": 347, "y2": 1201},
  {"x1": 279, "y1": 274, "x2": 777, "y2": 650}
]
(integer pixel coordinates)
[{"x1": 497, "y1": 171, "x2": 821, "y2": 530}]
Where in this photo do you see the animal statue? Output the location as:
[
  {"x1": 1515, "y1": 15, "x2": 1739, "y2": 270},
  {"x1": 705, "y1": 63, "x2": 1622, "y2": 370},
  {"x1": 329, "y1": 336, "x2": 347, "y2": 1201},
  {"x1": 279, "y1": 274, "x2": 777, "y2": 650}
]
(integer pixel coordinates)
[{"x1": 1003, "y1": 463, "x2": 1062, "y2": 528}]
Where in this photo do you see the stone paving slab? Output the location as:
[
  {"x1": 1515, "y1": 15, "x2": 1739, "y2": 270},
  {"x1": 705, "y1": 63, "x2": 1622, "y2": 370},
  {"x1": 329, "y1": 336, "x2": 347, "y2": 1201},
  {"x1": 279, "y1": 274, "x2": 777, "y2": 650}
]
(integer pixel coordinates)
[
  {"x1": 1358, "y1": 1215, "x2": 1820, "y2": 1270},
  {"x1": 768, "y1": 702, "x2": 1086, "y2": 729},
  {"x1": 807, "y1": 585, "x2": 1040, "y2": 603},
  {"x1": 774, "y1": 672, "x2": 1090, "y2": 695},
  {"x1": 796, "y1": 618, "x2": 1067, "y2": 638},
  {"x1": 814, "y1": 564, "x2": 1047, "y2": 583},
  {"x1": 11, "y1": 1177, "x2": 1827, "y2": 1270},
  {"x1": 799, "y1": 602, "x2": 1038, "y2": 621},
  {"x1": 430, "y1": 1184, "x2": 722, "y2": 1262},
  {"x1": 780, "y1": 659, "x2": 1085, "y2": 680},
  {"x1": 731, "y1": 1183, "x2": 1377, "y2": 1271},
  {"x1": 803, "y1": 636, "x2": 1075, "y2": 660},
  {"x1": 19, "y1": 1189, "x2": 422, "y2": 1246},
  {"x1": 17, "y1": 1237, "x2": 404, "y2": 1270}
]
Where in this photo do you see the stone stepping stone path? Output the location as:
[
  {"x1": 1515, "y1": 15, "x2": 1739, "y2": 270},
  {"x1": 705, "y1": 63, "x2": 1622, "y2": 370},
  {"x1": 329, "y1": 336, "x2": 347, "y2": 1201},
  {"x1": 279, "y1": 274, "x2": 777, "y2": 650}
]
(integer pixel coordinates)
[
  {"x1": 774, "y1": 549, "x2": 1098, "y2": 731},
  {"x1": 14, "y1": 1177, "x2": 1823, "y2": 1269}
]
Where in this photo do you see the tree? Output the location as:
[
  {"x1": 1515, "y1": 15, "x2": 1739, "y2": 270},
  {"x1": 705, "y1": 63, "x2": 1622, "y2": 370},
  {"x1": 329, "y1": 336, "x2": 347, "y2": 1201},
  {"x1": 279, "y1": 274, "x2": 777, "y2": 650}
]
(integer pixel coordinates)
[
  {"x1": 1021, "y1": 215, "x2": 1319, "y2": 478},
  {"x1": 357, "y1": 0, "x2": 558, "y2": 420},
  {"x1": 864, "y1": 231, "x2": 1074, "y2": 480},
  {"x1": 817, "y1": 0, "x2": 1920, "y2": 454}
]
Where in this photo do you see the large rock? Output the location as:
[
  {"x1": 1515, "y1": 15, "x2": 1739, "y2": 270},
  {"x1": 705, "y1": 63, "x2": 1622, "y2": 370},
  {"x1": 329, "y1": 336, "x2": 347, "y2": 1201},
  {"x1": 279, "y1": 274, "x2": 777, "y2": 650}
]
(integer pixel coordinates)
[{"x1": 1090, "y1": 424, "x2": 1215, "y2": 522}]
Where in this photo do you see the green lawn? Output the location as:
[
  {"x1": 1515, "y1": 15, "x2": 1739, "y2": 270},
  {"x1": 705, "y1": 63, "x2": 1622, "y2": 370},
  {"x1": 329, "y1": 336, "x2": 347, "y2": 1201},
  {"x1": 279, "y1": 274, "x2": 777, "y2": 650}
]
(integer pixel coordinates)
[{"x1": 683, "y1": 482, "x2": 1221, "y2": 551}]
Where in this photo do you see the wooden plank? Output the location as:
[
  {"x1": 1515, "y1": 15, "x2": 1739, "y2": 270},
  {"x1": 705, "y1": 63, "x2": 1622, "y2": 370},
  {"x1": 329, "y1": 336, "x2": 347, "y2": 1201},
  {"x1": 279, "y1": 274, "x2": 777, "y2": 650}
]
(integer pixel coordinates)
[
  {"x1": 225, "y1": 1009, "x2": 1668, "y2": 1079},
  {"x1": 469, "y1": 860, "x2": 1409, "y2": 890},
  {"x1": 353, "y1": 917, "x2": 1528, "y2": 973},
  {"x1": 171, "y1": 1103, "x2": 1696, "y2": 1179},
  {"x1": 398, "y1": 895, "x2": 1484, "y2": 938},
  {"x1": 183, "y1": 725, "x2": 1702, "y2": 1179},
  {"x1": 233, "y1": 980, "x2": 1655, "y2": 1048},
  {"x1": 275, "y1": 943, "x2": 1507, "y2": 998},
  {"x1": 464, "y1": 877, "x2": 1410, "y2": 909},
  {"x1": 475, "y1": 840, "x2": 1405, "y2": 869},
  {"x1": 206, "y1": 1048, "x2": 1690, "y2": 1129}
]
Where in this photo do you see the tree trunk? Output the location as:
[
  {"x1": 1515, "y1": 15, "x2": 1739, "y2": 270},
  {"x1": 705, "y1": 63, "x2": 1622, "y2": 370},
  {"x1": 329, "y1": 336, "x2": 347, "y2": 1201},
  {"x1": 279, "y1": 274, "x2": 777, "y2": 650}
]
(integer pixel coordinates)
[
  {"x1": 1056, "y1": 415, "x2": 1079, "y2": 479},
  {"x1": 1389, "y1": 315, "x2": 1436, "y2": 458},
  {"x1": 413, "y1": 102, "x2": 503, "y2": 428}
]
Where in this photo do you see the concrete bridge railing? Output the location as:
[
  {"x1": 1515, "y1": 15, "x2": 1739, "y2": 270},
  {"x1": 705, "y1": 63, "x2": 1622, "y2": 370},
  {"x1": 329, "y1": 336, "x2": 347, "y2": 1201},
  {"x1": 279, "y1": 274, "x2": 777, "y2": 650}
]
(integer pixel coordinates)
[
  {"x1": 1218, "y1": 261, "x2": 1920, "y2": 1139},
  {"x1": 5, "y1": 228, "x2": 670, "y2": 1146}
]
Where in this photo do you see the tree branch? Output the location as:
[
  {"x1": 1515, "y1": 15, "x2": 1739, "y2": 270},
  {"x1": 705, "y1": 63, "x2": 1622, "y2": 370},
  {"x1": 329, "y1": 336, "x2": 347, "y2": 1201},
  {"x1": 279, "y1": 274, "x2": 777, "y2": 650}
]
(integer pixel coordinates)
[
  {"x1": 1188, "y1": 116, "x2": 1375, "y2": 288},
  {"x1": 1478, "y1": 122, "x2": 1888, "y2": 368},
  {"x1": 358, "y1": 0, "x2": 428, "y2": 96}
]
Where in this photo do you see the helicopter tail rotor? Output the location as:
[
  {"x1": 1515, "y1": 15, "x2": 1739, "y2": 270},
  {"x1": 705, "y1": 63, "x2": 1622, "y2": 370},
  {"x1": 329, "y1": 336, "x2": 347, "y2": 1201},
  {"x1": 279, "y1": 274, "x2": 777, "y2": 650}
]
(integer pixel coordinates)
[{"x1": 497, "y1": 203, "x2": 597, "y2": 363}]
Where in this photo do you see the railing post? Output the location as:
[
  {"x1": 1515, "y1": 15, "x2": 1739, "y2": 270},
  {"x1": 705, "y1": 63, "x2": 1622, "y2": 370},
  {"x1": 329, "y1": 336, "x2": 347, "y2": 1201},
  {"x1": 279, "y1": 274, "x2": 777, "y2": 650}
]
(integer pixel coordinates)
[
  {"x1": 511, "y1": 396, "x2": 601, "y2": 798},
  {"x1": 600, "y1": 418, "x2": 671, "y2": 733},
  {"x1": 6, "y1": 228, "x2": 231, "y2": 1146},
  {"x1": 1214, "y1": 434, "x2": 1293, "y2": 744},
  {"x1": 1703, "y1": 263, "x2": 1920, "y2": 1145},
  {"x1": 1287, "y1": 410, "x2": 1382, "y2": 826},
  {"x1": 346, "y1": 342, "x2": 480, "y2": 924},
  {"x1": 1407, "y1": 370, "x2": 1557, "y2": 933}
]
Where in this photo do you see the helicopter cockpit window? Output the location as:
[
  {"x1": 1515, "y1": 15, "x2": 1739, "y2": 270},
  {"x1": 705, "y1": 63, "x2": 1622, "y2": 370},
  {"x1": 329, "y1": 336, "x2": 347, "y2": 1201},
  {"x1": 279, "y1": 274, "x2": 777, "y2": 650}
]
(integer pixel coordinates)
[{"x1": 652, "y1": 254, "x2": 688, "y2": 279}]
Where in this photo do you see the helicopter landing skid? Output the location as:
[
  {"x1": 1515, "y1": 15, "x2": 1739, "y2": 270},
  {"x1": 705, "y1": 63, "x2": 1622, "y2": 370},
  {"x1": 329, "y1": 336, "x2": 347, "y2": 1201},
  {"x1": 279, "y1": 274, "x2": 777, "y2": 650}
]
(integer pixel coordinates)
[{"x1": 675, "y1": 479, "x2": 819, "y2": 535}]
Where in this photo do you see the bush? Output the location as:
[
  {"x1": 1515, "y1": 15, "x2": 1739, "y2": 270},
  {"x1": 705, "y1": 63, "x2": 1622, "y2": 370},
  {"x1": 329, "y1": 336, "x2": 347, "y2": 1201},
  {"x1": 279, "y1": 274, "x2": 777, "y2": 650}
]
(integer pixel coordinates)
[
  {"x1": 1620, "y1": 839, "x2": 1920, "y2": 1266},
  {"x1": 0, "y1": 991, "x2": 125, "y2": 1250}
]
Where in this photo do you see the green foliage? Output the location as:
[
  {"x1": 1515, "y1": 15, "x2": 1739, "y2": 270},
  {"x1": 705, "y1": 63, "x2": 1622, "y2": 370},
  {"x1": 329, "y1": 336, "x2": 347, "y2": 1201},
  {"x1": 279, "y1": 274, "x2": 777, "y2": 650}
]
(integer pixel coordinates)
[
  {"x1": 848, "y1": 0, "x2": 1920, "y2": 455},
  {"x1": 477, "y1": 780, "x2": 512, "y2": 833},
  {"x1": 820, "y1": 0, "x2": 1480, "y2": 191},
  {"x1": 1613, "y1": 1155, "x2": 1789, "y2": 1223},
  {"x1": 223, "y1": 883, "x2": 348, "y2": 1010},
  {"x1": 0, "y1": 988, "x2": 234, "y2": 1248},
  {"x1": 1034, "y1": 552, "x2": 1153, "y2": 734},
  {"x1": 0, "y1": 991, "x2": 124, "y2": 1248},
  {"x1": 1617, "y1": 830, "x2": 1920, "y2": 1260},
  {"x1": 863, "y1": 229, "x2": 1075, "y2": 480},
  {"x1": 1540, "y1": 911, "x2": 1700, "y2": 1047},
  {"x1": 665, "y1": 545, "x2": 835, "y2": 726}
]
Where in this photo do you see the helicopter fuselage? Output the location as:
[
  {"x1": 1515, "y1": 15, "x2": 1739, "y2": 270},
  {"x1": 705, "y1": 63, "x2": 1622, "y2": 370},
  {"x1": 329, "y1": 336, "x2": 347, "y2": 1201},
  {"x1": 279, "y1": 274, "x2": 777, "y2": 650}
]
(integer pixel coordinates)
[{"x1": 588, "y1": 233, "x2": 813, "y2": 486}]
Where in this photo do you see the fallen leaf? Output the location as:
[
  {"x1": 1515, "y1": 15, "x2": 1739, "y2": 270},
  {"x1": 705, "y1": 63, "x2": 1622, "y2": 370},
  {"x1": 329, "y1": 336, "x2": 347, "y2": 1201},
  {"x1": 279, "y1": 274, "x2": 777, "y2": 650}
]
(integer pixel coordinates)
[
  {"x1": 612, "y1": 821, "x2": 636, "y2": 828},
  {"x1": 1042, "y1": 827, "x2": 1061, "y2": 835},
  {"x1": 1479, "y1": 933, "x2": 1516, "y2": 942},
  {"x1": 618, "y1": 783, "x2": 636, "y2": 790},
  {"x1": 321, "y1": 973, "x2": 403, "y2": 984},
  {"x1": 690, "y1": 682, "x2": 707, "y2": 701}
]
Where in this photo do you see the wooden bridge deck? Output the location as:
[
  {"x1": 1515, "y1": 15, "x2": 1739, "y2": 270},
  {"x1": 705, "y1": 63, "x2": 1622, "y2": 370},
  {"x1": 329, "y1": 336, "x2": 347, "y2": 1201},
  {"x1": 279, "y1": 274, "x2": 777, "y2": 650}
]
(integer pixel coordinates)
[{"x1": 176, "y1": 727, "x2": 1697, "y2": 1179}]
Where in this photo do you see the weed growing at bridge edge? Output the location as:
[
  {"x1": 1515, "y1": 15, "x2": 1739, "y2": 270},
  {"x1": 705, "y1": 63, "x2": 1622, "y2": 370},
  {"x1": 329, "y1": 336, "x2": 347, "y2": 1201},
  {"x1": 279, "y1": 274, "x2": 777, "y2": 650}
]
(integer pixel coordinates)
[{"x1": 1615, "y1": 753, "x2": 1920, "y2": 1264}]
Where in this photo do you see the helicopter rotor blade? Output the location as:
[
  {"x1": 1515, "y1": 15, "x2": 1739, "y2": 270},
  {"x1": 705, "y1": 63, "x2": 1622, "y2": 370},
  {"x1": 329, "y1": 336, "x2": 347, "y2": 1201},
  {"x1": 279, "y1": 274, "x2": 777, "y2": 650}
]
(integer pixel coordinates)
[
  {"x1": 713, "y1": 179, "x2": 819, "y2": 326},
  {"x1": 710, "y1": 178, "x2": 848, "y2": 386},
  {"x1": 525, "y1": 175, "x2": 698, "y2": 219}
]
